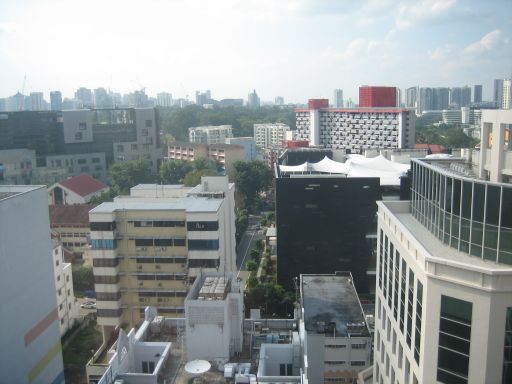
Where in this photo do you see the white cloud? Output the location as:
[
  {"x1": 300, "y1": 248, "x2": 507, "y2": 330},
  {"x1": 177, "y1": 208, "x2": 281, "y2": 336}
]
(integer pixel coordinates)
[
  {"x1": 395, "y1": 0, "x2": 457, "y2": 30},
  {"x1": 464, "y1": 29, "x2": 503, "y2": 55}
]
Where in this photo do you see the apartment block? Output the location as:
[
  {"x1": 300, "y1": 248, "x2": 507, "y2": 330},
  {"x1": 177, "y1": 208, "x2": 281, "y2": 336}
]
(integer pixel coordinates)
[
  {"x1": 166, "y1": 142, "x2": 245, "y2": 175},
  {"x1": 89, "y1": 176, "x2": 236, "y2": 337},
  {"x1": 0, "y1": 186, "x2": 64, "y2": 383},
  {"x1": 188, "y1": 125, "x2": 233, "y2": 144},
  {"x1": 479, "y1": 109, "x2": 512, "y2": 183},
  {"x1": 254, "y1": 123, "x2": 292, "y2": 149},
  {"x1": 295, "y1": 99, "x2": 415, "y2": 154},
  {"x1": 52, "y1": 240, "x2": 79, "y2": 335},
  {"x1": 374, "y1": 156, "x2": 512, "y2": 384},
  {"x1": 225, "y1": 136, "x2": 257, "y2": 161}
]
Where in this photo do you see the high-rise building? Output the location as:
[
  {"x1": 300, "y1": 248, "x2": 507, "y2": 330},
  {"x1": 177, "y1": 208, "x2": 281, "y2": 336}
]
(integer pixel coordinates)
[
  {"x1": 433, "y1": 87, "x2": 450, "y2": 110},
  {"x1": 274, "y1": 96, "x2": 284, "y2": 106},
  {"x1": 93, "y1": 88, "x2": 113, "y2": 108},
  {"x1": 494, "y1": 79, "x2": 504, "y2": 105},
  {"x1": 359, "y1": 86, "x2": 397, "y2": 108},
  {"x1": 406, "y1": 87, "x2": 418, "y2": 111},
  {"x1": 374, "y1": 111, "x2": 512, "y2": 383},
  {"x1": 74, "y1": 87, "x2": 94, "y2": 108},
  {"x1": 295, "y1": 99, "x2": 415, "y2": 153},
  {"x1": 473, "y1": 85, "x2": 483, "y2": 103},
  {"x1": 89, "y1": 176, "x2": 236, "y2": 334},
  {"x1": 253, "y1": 123, "x2": 292, "y2": 149},
  {"x1": 30, "y1": 92, "x2": 44, "y2": 111},
  {"x1": 247, "y1": 89, "x2": 260, "y2": 108},
  {"x1": 195, "y1": 90, "x2": 211, "y2": 106},
  {"x1": 157, "y1": 92, "x2": 172, "y2": 107},
  {"x1": 502, "y1": 79, "x2": 511, "y2": 109},
  {"x1": 188, "y1": 125, "x2": 233, "y2": 144},
  {"x1": 275, "y1": 171, "x2": 381, "y2": 292},
  {"x1": 333, "y1": 89, "x2": 344, "y2": 108},
  {"x1": 0, "y1": 186, "x2": 65, "y2": 383},
  {"x1": 50, "y1": 91, "x2": 62, "y2": 111},
  {"x1": 450, "y1": 86, "x2": 471, "y2": 108}
]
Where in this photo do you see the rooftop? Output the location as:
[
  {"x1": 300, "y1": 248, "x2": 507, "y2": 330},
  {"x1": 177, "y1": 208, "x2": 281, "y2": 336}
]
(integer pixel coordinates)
[
  {"x1": 301, "y1": 273, "x2": 369, "y2": 337},
  {"x1": 90, "y1": 196, "x2": 222, "y2": 214},
  {"x1": 57, "y1": 174, "x2": 108, "y2": 197},
  {"x1": 0, "y1": 185, "x2": 42, "y2": 201},
  {"x1": 380, "y1": 200, "x2": 512, "y2": 273},
  {"x1": 49, "y1": 204, "x2": 96, "y2": 227}
]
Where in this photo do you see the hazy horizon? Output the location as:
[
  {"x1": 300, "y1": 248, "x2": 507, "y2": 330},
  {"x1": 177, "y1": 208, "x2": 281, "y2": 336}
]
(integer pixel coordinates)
[{"x1": 1, "y1": 0, "x2": 511, "y2": 103}]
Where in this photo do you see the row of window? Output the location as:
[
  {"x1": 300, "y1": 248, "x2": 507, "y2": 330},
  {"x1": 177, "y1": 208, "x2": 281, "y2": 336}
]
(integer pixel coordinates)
[
  {"x1": 135, "y1": 256, "x2": 186, "y2": 264},
  {"x1": 138, "y1": 291, "x2": 187, "y2": 298},
  {"x1": 136, "y1": 273, "x2": 187, "y2": 281}
]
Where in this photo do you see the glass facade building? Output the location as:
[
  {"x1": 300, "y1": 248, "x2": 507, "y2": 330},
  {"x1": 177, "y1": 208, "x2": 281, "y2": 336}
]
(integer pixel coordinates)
[{"x1": 411, "y1": 158, "x2": 512, "y2": 265}]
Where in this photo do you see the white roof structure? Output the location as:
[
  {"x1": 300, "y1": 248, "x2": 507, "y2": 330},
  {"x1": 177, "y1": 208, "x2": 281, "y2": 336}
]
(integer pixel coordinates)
[{"x1": 279, "y1": 155, "x2": 410, "y2": 186}]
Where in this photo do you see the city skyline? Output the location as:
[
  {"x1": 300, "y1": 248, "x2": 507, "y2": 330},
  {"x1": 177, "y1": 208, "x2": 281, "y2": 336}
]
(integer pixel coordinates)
[{"x1": 0, "y1": 0, "x2": 511, "y2": 102}]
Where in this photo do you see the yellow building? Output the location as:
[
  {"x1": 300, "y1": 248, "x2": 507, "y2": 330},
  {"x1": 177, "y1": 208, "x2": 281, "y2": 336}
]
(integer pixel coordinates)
[{"x1": 89, "y1": 176, "x2": 236, "y2": 339}]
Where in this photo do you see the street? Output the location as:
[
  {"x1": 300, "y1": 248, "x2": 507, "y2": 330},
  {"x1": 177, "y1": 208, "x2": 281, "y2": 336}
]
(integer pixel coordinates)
[{"x1": 236, "y1": 214, "x2": 265, "y2": 277}]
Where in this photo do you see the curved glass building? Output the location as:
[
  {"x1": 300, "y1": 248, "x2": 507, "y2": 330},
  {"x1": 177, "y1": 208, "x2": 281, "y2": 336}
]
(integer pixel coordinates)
[{"x1": 411, "y1": 157, "x2": 512, "y2": 265}]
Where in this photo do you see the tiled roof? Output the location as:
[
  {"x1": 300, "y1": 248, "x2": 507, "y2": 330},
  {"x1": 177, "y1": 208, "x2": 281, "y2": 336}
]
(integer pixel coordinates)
[
  {"x1": 414, "y1": 143, "x2": 445, "y2": 154},
  {"x1": 49, "y1": 204, "x2": 96, "y2": 227},
  {"x1": 58, "y1": 174, "x2": 108, "y2": 197}
]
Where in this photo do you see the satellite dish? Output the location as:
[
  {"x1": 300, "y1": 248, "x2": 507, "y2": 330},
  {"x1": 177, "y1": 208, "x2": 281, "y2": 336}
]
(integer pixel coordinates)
[{"x1": 185, "y1": 360, "x2": 211, "y2": 375}]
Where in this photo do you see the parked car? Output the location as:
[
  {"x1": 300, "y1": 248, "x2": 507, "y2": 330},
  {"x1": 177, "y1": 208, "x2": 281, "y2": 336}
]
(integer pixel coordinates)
[{"x1": 80, "y1": 301, "x2": 96, "y2": 309}]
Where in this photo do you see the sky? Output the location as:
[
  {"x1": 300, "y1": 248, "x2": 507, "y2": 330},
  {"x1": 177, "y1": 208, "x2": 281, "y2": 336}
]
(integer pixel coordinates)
[{"x1": 0, "y1": 0, "x2": 511, "y2": 103}]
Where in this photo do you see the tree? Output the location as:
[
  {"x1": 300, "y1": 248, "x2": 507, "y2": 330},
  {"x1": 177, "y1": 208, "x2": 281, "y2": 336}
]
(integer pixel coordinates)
[
  {"x1": 72, "y1": 265, "x2": 94, "y2": 295},
  {"x1": 109, "y1": 159, "x2": 156, "y2": 194},
  {"x1": 235, "y1": 208, "x2": 249, "y2": 245},
  {"x1": 233, "y1": 160, "x2": 272, "y2": 212},
  {"x1": 182, "y1": 169, "x2": 217, "y2": 187},
  {"x1": 159, "y1": 160, "x2": 193, "y2": 184},
  {"x1": 246, "y1": 259, "x2": 258, "y2": 272}
]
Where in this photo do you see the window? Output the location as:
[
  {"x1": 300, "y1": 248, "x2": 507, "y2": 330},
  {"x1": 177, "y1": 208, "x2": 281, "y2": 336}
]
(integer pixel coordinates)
[
  {"x1": 187, "y1": 221, "x2": 219, "y2": 231},
  {"x1": 97, "y1": 292, "x2": 121, "y2": 301},
  {"x1": 94, "y1": 275, "x2": 119, "y2": 284},
  {"x1": 97, "y1": 308, "x2": 122, "y2": 318},
  {"x1": 77, "y1": 158, "x2": 87, "y2": 164},
  {"x1": 91, "y1": 157, "x2": 101, "y2": 163},
  {"x1": 188, "y1": 258, "x2": 220, "y2": 268},
  {"x1": 79, "y1": 122, "x2": 87, "y2": 130},
  {"x1": 351, "y1": 361, "x2": 366, "y2": 366},
  {"x1": 351, "y1": 343, "x2": 366, "y2": 349},
  {"x1": 145, "y1": 119, "x2": 153, "y2": 127},
  {"x1": 117, "y1": 145, "x2": 124, "y2": 152},
  {"x1": 91, "y1": 239, "x2": 117, "y2": 249},
  {"x1": 75, "y1": 132, "x2": 83, "y2": 140},
  {"x1": 56, "y1": 259, "x2": 59, "y2": 267},
  {"x1": 437, "y1": 295, "x2": 472, "y2": 384},
  {"x1": 188, "y1": 239, "x2": 219, "y2": 250},
  {"x1": 141, "y1": 128, "x2": 149, "y2": 136},
  {"x1": 80, "y1": 166, "x2": 89, "y2": 172},
  {"x1": 93, "y1": 258, "x2": 119, "y2": 267},
  {"x1": 131, "y1": 143, "x2": 138, "y2": 150}
]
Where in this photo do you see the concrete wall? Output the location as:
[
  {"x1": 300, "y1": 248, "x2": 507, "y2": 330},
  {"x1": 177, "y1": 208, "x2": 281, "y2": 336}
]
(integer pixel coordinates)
[{"x1": 0, "y1": 186, "x2": 64, "y2": 383}]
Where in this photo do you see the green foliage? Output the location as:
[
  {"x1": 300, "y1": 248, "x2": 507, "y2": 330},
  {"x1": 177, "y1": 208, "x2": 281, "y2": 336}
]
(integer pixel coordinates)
[
  {"x1": 245, "y1": 281, "x2": 294, "y2": 318},
  {"x1": 246, "y1": 259, "x2": 258, "y2": 272},
  {"x1": 182, "y1": 169, "x2": 218, "y2": 187},
  {"x1": 254, "y1": 240, "x2": 264, "y2": 252},
  {"x1": 250, "y1": 249, "x2": 260, "y2": 261},
  {"x1": 72, "y1": 266, "x2": 94, "y2": 294},
  {"x1": 235, "y1": 208, "x2": 249, "y2": 245},
  {"x1": 109, "y1": 159, "x2": 156, "y2": 194},
  {"x1": 159, "y1": 160, "x2": 194, "y2": 184},
  {"x1": 159, "y1": 158, "x2": 221, "y2": 185},
  {"x1": 88, "y1": 189, "x2": 117, "y2": 204},
  {"x1": 415, "y1": 116, "x2": 478, "y2": 148},
  {"x1": 233, "y1": 160, "x2": 272, "y2": 212},
  {"x1": 158, "y1": 105, "x2": 296, "y2": 141}
]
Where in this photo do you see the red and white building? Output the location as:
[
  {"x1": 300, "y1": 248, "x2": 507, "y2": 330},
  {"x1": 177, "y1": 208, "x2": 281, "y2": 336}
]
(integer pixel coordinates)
[
  {"x1": 295, "y1": 99, "x2": 415, "y2": 154},
  {"x1": 48, "y1": 173, "x2": 109, "y2": 205}
]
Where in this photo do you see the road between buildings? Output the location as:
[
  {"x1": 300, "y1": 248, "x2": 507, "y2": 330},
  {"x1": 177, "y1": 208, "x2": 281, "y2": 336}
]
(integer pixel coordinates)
[{"x1": 236, "y1": 214, "x2": 264, "y2": 277}]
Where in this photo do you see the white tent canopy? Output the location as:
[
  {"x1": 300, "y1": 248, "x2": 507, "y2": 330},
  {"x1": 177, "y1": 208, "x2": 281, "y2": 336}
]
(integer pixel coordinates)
[{"x1": 279, "y1": 154, "x2": 409, "y2": 186}]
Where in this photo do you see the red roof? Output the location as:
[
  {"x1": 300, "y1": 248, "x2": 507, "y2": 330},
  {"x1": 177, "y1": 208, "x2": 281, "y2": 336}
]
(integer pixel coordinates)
[
  {"x1": 58, "y1": 174, "x2": 108, "y2": 197},
  {"x1": 414, "y1": 144, "x2": 445, "y2": 154},
  {"x1": 49, "y1": 204, "x2": 97, "y2": 227}
]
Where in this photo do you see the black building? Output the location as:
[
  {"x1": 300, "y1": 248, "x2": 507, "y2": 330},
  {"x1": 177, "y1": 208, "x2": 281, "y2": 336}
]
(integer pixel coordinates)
[
  {"x1": 0, "y1": 111, "x2": 65, "y2": 161},
  {"x1": 276, "y1": 175, "x2": 381, "y2": 293}
]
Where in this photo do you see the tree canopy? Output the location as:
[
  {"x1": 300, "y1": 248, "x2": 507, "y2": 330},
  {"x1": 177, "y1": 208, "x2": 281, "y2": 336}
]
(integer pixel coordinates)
[
  {"x1": 108, "y1": 159, "x2": 156, "y2": 195},
  {"x1": 158, "y1": 105, "x2": 295, "y2": 141},
  {"x1": 232, "y1": 160, "x2": 272, "y2": 212}
]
